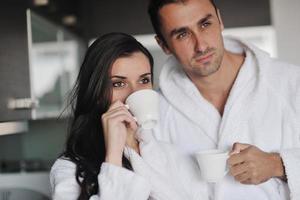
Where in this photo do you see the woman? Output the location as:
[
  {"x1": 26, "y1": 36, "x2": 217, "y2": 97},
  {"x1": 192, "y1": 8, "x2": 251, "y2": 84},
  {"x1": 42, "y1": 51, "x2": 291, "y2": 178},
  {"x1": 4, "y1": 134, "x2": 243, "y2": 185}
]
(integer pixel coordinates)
[{"x1": 50, "y1": 33, "x2": 207, "y2": 200}]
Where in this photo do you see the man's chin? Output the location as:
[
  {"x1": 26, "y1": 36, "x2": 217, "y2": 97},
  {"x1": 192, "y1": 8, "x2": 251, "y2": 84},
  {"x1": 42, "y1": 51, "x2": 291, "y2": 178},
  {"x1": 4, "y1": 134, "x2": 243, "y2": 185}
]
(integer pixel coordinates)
[{"x1": 191, "y1": 65, "x2": 220, "y2": 77}]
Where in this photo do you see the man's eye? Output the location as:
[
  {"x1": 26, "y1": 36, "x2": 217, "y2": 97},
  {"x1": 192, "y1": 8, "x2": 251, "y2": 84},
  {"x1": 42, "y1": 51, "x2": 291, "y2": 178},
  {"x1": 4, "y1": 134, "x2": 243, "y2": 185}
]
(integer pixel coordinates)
[
  {"x1": 112, "y1": 81, "x2": 125, "y2": 88},
  {"x1": 176, "y1": 32, "x2": 188, "y2": 39},
  {"x1": 140, "y1": 77, "x2": 151, "y2": 84},
  {"x1": 201, "y1": 22, "x2": 211, "y2": 28}
]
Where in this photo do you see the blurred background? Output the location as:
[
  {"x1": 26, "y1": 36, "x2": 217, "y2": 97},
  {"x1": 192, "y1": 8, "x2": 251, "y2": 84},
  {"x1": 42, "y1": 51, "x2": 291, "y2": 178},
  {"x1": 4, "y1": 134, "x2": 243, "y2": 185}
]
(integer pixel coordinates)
[{"x1": 0, "y1": 0, "x2": 299, "y2": 199}]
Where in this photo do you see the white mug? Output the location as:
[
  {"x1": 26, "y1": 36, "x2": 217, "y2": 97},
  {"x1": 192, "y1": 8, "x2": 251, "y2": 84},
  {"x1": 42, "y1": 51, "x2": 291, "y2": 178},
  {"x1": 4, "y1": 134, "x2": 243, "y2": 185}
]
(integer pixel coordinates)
[
  {"x1": 195, "y1": 149, "x2": 229, "y2": 182},
  {"x1": 125, "y1": 89, "x2": 159, "y2": 129}
]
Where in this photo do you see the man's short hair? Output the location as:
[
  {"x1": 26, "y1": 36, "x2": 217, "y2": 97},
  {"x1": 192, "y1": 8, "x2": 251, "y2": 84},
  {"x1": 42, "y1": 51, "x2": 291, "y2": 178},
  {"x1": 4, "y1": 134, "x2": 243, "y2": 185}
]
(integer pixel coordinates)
[{"x1": 148, "y1": 0, "x2": 217, "y2": 45}]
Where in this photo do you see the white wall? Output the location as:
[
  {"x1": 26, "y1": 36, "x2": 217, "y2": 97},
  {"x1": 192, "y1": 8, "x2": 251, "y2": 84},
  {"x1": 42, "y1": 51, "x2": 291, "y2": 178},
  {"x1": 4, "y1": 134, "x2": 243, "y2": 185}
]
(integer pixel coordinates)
[{"x1": 270, "y1": 0, "x2": 300, "y2": 66}]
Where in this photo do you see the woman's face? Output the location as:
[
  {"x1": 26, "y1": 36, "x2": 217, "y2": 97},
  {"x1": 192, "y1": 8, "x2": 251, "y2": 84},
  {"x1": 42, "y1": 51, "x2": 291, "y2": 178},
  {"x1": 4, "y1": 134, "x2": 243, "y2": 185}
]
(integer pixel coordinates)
[{"x1": 110, "y1": 51, "x2": 153, "y2": 103}]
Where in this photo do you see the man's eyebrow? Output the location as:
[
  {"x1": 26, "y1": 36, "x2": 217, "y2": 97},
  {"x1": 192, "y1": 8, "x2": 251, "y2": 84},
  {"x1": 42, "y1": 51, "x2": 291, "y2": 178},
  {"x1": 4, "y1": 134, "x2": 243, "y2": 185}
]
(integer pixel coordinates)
[
  {"x1": 169, "y1": 14, "x2": 213, "y2": 37},
  {"x1": 170, "y1": 27, "x2": 187, "y2": 38},
  {"x1": 198, "y1": 14, "x2": 213, "y2": 25}
]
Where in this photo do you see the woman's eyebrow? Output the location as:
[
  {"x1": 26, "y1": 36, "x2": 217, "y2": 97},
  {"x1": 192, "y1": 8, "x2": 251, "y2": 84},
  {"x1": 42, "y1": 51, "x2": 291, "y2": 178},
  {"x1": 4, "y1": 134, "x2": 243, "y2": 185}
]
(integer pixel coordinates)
[{"x1": 140, "y1": 73, "x2": 152, "y2": 77}]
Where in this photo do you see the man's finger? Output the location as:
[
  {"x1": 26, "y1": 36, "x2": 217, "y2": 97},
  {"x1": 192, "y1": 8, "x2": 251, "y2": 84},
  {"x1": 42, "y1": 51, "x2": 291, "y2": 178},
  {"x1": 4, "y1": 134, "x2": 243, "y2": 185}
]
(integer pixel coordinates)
[
  {"x1": 229, "y1": 162, "x2": 248, "y2": 176},
  {"x1": 235, "y1": 171, "x2": 250, "y2": 183},
  {"x1": 228, "y1": 153, "x2": 246, "y2": 166},
  {"x1": 230, "y1": 142, "x2": 251, "y2": 155}
]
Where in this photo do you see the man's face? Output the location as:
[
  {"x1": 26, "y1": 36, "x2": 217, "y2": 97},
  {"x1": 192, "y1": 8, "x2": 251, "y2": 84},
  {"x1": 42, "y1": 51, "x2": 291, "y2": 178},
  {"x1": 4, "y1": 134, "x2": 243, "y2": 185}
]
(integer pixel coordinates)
[{"x1": 157, "y1": 0, "x2": 225, "y2": 78}]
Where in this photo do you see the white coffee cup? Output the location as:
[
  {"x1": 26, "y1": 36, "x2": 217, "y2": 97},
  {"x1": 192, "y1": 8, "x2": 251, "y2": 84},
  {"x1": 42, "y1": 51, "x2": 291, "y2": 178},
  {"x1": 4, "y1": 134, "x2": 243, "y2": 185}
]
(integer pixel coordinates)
[
  {"x1": 195, "y1": 149, "x2": 229, "y2": 182},
  {"x1": 125, "y1": 89, "x2": 159, "y2": 129}
]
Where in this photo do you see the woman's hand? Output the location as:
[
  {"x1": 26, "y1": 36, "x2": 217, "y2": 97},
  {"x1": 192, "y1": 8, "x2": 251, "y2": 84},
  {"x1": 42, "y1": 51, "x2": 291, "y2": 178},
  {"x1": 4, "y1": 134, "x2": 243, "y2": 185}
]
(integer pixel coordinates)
[{"x1": 101, "y1": 100, "x2": 138, "y2": 166}]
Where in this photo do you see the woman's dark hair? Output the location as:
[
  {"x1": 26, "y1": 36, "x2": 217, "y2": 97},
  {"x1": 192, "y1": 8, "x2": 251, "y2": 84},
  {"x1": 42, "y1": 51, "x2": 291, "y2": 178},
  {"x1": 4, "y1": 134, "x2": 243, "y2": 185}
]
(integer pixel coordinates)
[{"x1": 63, "y1": 32, "x2": 154, "y2": 199}]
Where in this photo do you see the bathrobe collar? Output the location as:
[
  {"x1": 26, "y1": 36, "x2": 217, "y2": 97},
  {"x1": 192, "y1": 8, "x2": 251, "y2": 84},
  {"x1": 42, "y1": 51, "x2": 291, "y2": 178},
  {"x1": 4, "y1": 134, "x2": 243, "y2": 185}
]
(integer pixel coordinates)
[{"x1": 159, "y1": 36, "x2": 271, "y2": 144}]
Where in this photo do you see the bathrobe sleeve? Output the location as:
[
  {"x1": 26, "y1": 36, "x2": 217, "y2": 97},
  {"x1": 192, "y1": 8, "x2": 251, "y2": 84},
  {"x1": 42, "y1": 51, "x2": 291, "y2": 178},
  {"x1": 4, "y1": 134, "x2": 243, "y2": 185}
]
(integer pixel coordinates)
[
  {"x1": 280, "y1": 103, "x2": 300, "y2": 198},
  {"x1": 280, "y1": 149, "x2": 300, "y2": 199},
  {"x1": 127, "y1": 129, "x2": 209, "y2": 200},
  {"x1": 50, "y1": 159, "x2": 151, "y2": 200},
  {"x1": 278, "y1": 69, "x2": 300, "y2": 200}
]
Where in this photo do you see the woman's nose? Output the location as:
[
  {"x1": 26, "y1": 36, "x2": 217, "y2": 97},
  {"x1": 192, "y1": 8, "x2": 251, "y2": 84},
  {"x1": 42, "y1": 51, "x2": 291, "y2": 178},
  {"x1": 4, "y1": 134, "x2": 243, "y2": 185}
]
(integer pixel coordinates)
[
  {"x1": 130, "y1": 85, "x2": 142, "y2": 94},
  {"x1": 124, "y1": 83, "x2": 151, "y2": 103},
  {"x1": 129, "y1": 83, "x2": 149, "y2": 95}
]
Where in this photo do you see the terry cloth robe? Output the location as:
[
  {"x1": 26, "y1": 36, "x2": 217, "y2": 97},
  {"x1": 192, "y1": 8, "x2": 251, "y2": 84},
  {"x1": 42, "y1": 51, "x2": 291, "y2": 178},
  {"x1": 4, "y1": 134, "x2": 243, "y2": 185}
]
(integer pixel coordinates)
[
  {"x1": 155, "y1": 36, "x2": 300, "y2": 200},
  {"x1": 50, "y1": 129, "x2": 209, "y2": 200}
]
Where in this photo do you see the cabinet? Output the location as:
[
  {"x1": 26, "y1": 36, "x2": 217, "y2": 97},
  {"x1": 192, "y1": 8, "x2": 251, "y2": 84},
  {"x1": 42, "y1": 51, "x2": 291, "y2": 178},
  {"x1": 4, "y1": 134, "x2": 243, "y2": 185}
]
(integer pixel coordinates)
[
  {"x1": 0, "y1": 8, "x2": 86, "y2": 122},
  {"x1": 0, "y1": 4, "x2": 32, "y2": 122},
  {"x1": 27, "y1": 10, "x2": 86, "y2": 119}
]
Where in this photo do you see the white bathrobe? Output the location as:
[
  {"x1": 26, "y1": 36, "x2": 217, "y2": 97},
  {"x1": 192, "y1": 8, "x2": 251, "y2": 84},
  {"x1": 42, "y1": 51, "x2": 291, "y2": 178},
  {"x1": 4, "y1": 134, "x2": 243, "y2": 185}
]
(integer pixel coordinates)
[
  {"x1": 155, "y1": 36, "x2": 300, "y2": 200},
  {"x1": 50, "y1": 129, "x2": 209, "y2": 200}
]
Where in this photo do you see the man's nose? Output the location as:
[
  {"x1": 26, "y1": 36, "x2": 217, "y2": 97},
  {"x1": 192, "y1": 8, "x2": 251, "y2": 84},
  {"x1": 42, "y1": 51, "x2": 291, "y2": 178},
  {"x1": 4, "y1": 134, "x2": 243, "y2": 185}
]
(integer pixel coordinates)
[{"x1": 193, "y1": 32, "x2": 208, "y2": 53}]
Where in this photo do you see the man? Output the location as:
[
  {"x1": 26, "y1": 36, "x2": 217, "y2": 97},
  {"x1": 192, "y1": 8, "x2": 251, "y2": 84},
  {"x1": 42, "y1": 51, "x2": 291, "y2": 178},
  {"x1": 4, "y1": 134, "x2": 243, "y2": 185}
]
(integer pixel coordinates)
[{"x1": 148, "y1": 0, "x2": 300, "y2": 199}]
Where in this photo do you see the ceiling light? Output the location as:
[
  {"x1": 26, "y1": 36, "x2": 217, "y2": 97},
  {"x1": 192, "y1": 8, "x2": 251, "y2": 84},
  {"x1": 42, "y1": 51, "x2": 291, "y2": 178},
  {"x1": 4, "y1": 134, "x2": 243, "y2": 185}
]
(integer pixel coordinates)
[
  {"x1": 33, "y1": 0, "x2": 49, "y2": 6},
  {"x1": 62, "y1": 15, "x2": 77, "y2": 26}
]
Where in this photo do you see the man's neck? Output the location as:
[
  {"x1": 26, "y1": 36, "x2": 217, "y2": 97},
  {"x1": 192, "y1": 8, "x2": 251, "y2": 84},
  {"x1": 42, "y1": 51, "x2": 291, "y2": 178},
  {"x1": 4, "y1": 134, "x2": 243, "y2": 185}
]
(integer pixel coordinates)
[{"x1": 190, "y1": 51, "x2": 245, "y2": 115}]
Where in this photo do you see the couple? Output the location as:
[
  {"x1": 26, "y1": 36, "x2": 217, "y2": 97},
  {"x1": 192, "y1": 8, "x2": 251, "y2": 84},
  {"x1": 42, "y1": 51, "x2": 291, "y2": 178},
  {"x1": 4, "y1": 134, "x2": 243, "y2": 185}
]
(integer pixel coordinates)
[{"x1": 50, "y1": 0, "x2": 300, "y2": 199}]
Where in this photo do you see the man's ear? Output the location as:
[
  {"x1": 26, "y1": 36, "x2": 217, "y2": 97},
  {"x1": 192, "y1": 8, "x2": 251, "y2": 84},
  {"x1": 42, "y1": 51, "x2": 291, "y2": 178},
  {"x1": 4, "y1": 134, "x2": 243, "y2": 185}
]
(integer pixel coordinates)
[
  {"x1": 155, "y1": 35, "x2": 171, "y2": 55},
  {"x1": 216, "y1": 9, "x2": 224, "y2": 31}
]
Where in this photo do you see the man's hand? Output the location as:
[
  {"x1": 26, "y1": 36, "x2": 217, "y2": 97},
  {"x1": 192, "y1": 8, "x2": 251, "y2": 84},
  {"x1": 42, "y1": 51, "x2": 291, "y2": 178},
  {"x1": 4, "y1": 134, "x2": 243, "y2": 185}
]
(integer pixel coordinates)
[{"x1": 228, "y1": 143, "x2": 285, "y2": 185}]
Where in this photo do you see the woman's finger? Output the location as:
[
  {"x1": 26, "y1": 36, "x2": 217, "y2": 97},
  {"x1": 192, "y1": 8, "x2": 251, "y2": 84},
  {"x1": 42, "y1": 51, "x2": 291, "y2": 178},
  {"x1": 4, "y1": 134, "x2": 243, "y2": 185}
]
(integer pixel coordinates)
[
  {"x1": 109, "y1": 100, "x2": 125, "y2": 110},
  {"x1": 108, "y1": 113, "x2": 137, "y2": 129},
  {"x1": 102, "y1": 104, "x2": 131, "y2": 121},
  {"x1": 104, "y1": 107, "x2": 134, "y2": 122}
]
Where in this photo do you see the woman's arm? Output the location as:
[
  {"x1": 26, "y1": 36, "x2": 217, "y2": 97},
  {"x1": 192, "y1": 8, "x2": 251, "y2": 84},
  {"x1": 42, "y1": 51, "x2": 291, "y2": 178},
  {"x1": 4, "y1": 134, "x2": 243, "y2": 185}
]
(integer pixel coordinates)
[
  {"x1": 50, "y1": 159, "x2": 80, "y2": 200},
  {"x1": 50, "y1": 159, "x2": 151, "y2": 200}
]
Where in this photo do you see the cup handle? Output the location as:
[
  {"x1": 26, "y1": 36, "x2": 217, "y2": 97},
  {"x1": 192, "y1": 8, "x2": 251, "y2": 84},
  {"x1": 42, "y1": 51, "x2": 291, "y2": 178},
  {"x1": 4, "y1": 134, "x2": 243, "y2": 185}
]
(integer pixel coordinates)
[
  {"x1": 224, "y1": 169, "x2": 229, "y2": 176},
  {"x1": 224, "y1": 153, "x2": 230, "y2": 176}
]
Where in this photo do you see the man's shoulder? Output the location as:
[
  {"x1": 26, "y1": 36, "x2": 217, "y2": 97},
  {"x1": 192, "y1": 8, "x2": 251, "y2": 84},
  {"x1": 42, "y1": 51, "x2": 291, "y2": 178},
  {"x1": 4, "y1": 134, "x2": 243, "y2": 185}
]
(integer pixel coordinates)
[
  {"x1": 157, "y1": 89, "x2": 174, "y2": 123},
  {"x1": 264, "y1": 57, "x2": 300, "y2": 84},
  {"x1": 153, "y1": 89, "x2": 175, "y2": 142},
  {"x1": 269, "y1": 57, "x2": 300, "y2": 72},
  {"x1": 157, "y1": 89, "x2": 171, "y2": 107},
  {"x1": 262, "y1": 57, "x2": 300, "y2": 105}
]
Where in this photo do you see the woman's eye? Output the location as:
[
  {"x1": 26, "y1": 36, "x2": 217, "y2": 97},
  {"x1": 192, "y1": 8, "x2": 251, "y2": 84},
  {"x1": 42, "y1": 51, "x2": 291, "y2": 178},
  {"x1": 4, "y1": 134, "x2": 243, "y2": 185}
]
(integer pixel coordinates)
[
  {"x1": 112, "y1": 81, "x2": 125, "y2": 88},
  {"x1": 140, "y1": 77, "x2": 151, "y2": 84}
]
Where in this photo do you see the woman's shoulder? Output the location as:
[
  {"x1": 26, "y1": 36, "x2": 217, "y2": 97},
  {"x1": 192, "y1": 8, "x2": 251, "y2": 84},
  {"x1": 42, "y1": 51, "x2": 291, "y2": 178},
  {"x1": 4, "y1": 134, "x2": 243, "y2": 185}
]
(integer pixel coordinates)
[
  {"x1": 51, "y1": 157, "x2": 76, "y2": 171},
  {"x1": 50, "y1": 157, "x2": 77, "y2": 182},
  {"x1": 50, "y1": 158, "x2": 81, "y2": 198}
]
